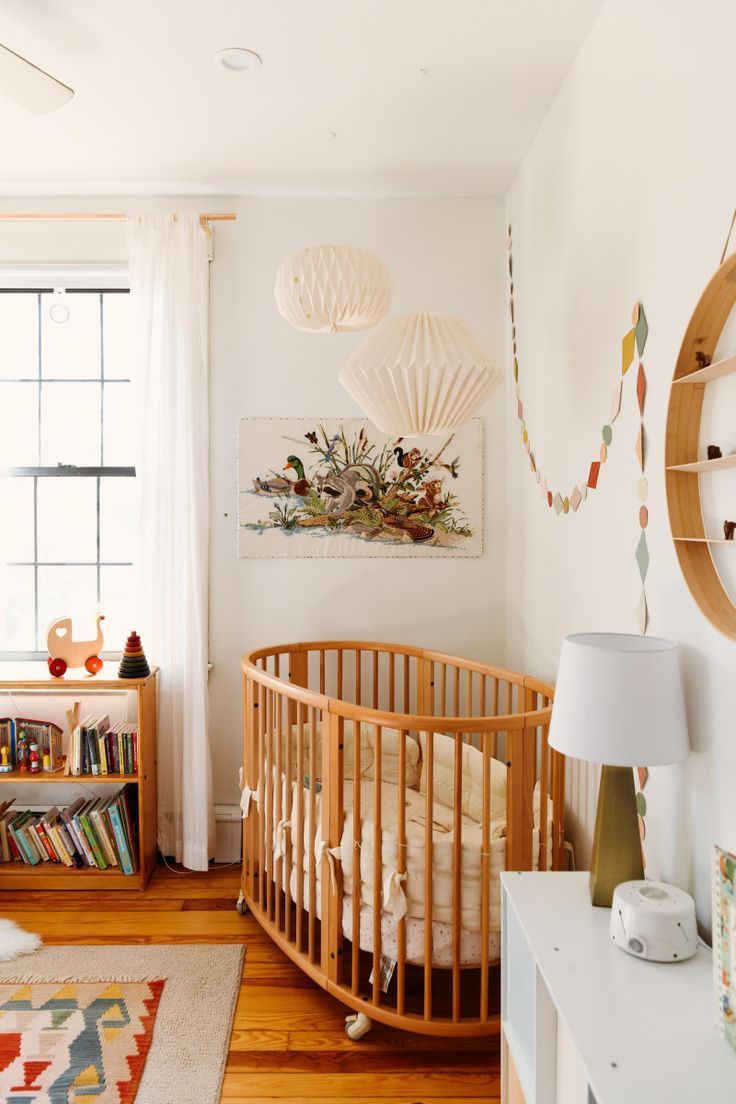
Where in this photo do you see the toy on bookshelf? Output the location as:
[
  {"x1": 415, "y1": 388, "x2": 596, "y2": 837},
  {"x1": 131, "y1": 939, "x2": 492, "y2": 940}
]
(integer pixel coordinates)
[
  {"x1": 0, "y1": 719, "x2": 64, "y2": 772},
  {"x1": 46, "y1": 614, "x2": 105, "y2": 677},
  {"x1": 118, "y1": 631, "x2": 151, "y2": 679}
]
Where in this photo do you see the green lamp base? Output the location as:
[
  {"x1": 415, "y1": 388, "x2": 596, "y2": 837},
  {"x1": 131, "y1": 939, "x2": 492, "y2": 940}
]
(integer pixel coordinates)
[{"x1": 589, "y1": 764, "x2": 644, "y2": 907}]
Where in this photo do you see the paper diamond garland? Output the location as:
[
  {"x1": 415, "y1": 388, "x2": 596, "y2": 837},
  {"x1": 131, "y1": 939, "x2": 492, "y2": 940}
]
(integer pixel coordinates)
[
  {"x1": 570, "y1": 486, "x2": 582, "y2": 512},
  {"x1": 636, "y1": 590, "x2": 648, "y2": 634},
  {"x1": 636, "y1": 362, "x2": 647, "y2": 415},
  {"x1": 553, "y1": 492, "x2": 564, "y2": 515},
  {"x1": 635, "y1": 531, "x2": 650, "y2": 584},
  {"x1": 635, "y1": 304, "x2": 648, "y2": 356},
  {"x1": 634, "y1": 426, "x2": 644, "y2": 470},
  {"x1": 622, "y1": 328, "x2": 636, "y2": 375},
  {"x1": 587, "y1": 460, "x2": 601, "y2": 489},
  {"x1": 611, "y1": 382, "x2": 622, "y2": 422}
]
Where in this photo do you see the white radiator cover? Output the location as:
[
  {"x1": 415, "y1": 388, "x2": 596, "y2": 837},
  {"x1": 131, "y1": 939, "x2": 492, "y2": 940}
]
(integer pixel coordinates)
[{"x1": 214, "y1": 804, "x2": 242, "y2": 864}]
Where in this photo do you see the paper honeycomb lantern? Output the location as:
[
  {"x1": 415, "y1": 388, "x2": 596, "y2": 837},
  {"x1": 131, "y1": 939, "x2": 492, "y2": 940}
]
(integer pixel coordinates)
[
  {"x1": 274, "y1": 245, "x2": 392, "y2": 333},
  {"x1": 339, "y1": 312, "x2": 501, "y2": 435}
]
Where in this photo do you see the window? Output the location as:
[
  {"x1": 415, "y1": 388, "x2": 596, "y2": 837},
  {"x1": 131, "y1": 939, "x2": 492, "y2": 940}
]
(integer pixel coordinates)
[{"x1": 0, "y1": 288, "x2": 136, "y2": 657}]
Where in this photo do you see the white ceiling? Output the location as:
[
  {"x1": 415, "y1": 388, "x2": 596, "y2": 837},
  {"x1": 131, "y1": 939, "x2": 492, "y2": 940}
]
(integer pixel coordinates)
[{"x1": 0, "y1": 0, "x2": 603, "y2": 196}]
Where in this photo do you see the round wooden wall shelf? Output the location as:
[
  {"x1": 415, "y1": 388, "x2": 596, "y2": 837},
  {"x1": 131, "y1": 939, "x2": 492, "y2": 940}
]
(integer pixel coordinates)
[{"x1": 666, "y1": 252, "x2": 736, "y2": 640}]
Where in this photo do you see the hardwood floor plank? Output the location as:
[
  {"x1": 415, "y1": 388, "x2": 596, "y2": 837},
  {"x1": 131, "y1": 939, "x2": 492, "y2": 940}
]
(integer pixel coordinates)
[{"x1": 0, "y1": 863, "x2": 500, "y2": 1103}]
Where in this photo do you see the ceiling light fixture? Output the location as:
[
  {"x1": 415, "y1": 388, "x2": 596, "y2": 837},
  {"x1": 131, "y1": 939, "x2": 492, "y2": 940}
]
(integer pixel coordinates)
[{"x1": 215, "y1": 47, "x2": 262, "y2": 73}]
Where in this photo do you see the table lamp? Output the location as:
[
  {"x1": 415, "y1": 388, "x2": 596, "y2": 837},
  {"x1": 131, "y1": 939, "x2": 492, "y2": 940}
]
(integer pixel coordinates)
[{"x1": 548, "y1": 633, "x2": 689, "y2": 907}]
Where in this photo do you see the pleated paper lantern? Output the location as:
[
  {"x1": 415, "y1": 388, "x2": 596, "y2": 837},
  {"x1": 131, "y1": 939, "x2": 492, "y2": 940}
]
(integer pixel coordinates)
[
  {"x1": 339, "y1": 313, "x2": 501, "y2": 435},
  {"x1": 274, "y1": 245, "x2": 391, "y2": 333}
]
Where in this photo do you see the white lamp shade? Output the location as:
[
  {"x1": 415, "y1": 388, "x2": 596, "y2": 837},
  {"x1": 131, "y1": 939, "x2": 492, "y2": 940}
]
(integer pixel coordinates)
[
  {"x1": 339, "y1": 312, "x2": 501, "y2": 435},
  {"x1": 548, "y1": 633, "x2": 689, "y2": 767},
  {"x1": 274, "y1": 245, "x2": 391, "y2": 333}
]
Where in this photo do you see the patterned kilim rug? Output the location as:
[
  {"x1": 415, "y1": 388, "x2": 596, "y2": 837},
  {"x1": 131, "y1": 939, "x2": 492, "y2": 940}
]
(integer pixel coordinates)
[{"x1": 0, "y1": 943, "x2": 244, "y2": 1104}]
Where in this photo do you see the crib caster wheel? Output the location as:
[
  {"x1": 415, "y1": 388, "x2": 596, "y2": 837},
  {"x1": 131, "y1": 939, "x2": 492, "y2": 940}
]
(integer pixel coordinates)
[
  {"x1": 236, "y1": 892, "x2": 249, "y2": 916},
  {"x1": 345, "y1": 1013, "x2": 372, "y2": 1041}
]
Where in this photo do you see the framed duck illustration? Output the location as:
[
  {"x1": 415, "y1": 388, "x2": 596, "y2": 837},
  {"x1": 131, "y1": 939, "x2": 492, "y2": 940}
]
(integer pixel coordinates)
[{"x1": 236, "y1": 417, "x2": 484, "y2": 558}]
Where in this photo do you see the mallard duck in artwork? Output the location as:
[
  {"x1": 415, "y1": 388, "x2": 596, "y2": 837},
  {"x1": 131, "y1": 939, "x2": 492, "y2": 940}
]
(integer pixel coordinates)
[
  {"x1": 283, "y1": 455, "x2": 313, "y2": 496},
  {"x1": 253, "y1": 475, "x2": 292, "y2": 495}
]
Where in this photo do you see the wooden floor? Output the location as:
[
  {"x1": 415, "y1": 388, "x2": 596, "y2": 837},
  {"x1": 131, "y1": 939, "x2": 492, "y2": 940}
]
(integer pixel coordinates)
[{"x1": 1, "y1": 863, "x2": 500, "y2": 1103}]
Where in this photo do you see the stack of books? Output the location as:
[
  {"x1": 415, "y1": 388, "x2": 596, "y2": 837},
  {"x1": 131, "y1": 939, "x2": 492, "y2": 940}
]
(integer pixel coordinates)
[
  {"x1": 0, "y1": 785, "x2": 139, "y2": 875},
  {"x1": 65, "y1": 714, "x2": 139, "y2": 777}
]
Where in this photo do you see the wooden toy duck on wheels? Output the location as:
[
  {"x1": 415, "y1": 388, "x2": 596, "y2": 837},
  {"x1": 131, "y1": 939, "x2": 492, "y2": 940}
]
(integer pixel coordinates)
[{"x1": 47, "y1": 614, "x2": 105, "y2": 677}]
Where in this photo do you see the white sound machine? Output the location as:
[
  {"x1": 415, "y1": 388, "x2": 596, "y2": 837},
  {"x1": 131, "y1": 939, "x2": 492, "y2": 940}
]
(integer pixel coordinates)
[{"x1": 609, "y1": 880, "x2": 698, "y2": 962}]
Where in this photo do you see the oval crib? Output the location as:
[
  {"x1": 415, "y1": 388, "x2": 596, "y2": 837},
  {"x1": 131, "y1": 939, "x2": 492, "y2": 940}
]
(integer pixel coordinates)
[{"x1": 240, "y1": 640, "x2": 565, "y2": 1038}]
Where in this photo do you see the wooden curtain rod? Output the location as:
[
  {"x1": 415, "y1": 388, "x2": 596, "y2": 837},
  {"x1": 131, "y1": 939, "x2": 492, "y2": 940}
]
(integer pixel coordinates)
[{"x1": 0, "y1": 212, "x2": 236, "y2": 223}]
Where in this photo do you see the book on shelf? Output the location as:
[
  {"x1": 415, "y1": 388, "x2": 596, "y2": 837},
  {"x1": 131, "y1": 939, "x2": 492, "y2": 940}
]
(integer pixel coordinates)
[
  {"x1": 65, "y1": 716, "x2": 138, "y2": 777},
  {"x1": 0, "y1": 785, "x2": 139, "y2": 875}
]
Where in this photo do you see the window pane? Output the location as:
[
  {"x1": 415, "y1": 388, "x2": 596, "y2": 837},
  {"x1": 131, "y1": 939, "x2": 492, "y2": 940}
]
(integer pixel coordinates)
[
  {"x1": 40, "y1": 381, "x2": 101, "y2": 465},
  {"x1": 41, "y1": 292, "x2": 101, "y2": 380},
  {"x1": 0, "y1": 477, "x2": 34, "y2": 562},
  {"x1": 103, "y1": 381, "x2": 135, "y2": 465},
  {"x1": 102, "y1": 293, "x2": 131, "y2": 380},
  {"x1": 100, "y1": 477, "x2": 137, "y2": 561},
  {"x1": 0, "y1": 565, "x2": 35, "y2": 650},
  {"x1": 37, "y1": 565, "x2": 98, "y2": 650},
  {"x1": 0, "y1": 381, "x2": 39, "y2": 467},
  {"x1": 100, "y1": 564, "x2": 135, "y2": 651},
  {"x1": 0, "y1": 294, "x2": 38, "y2": 380},
  {"x1": 37, "y1": 477, "x2": 97, "y2": 563}
]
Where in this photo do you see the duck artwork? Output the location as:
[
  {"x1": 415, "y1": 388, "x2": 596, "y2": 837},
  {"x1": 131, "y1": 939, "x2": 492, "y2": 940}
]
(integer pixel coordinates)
[{"x1": 238, "y1": 419, "x2": 483, "y2": 557}]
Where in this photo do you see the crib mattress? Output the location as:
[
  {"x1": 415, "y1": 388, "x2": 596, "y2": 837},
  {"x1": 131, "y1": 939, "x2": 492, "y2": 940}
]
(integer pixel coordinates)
[{"x1": 272, "y1": 775, "x2": 550, "y2": 938}]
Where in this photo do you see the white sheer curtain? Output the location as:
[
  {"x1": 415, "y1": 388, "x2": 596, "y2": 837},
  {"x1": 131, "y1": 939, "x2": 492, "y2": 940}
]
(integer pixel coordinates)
[{"x1": 127, "y1": 213, "x2": 214, "y2": 870}]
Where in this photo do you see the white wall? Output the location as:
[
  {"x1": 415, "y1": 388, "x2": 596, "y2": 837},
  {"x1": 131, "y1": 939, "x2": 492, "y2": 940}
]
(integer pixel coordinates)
[
  {"x1": 208, "y1": 196, "x2": 507, "y2": 804},
  {"x1": 0, "y1": 195, "x2": 508, "y2": 812},
  {"x1": 505, "y1": 0, "x2": 736, "y2": 923}
]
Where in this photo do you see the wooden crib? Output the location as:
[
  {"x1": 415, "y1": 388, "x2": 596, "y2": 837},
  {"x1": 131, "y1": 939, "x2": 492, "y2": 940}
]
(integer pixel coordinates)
[{"x1": 239, "y1": 640, "x2": 565, "y2": 1038}]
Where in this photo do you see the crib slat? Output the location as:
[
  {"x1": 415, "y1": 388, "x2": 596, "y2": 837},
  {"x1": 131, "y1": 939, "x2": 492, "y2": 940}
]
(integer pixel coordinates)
[
  {"x1": 323, "y1": 712, "x2": 343, "y2": 982},
  {"x1": 551, "y1": 745, "x2": 566, "y2": 870},
  {"x1": 440, "y1": 663, "x2": 447, "y2": 716},
  {"x1": 319, "y1": 650, "x2": 326, "y2": 695},
  {"x1": 454, "y1": 665, "x2": 461, "y2": 717},
  {"x1": 351, "y1": 716, "x2": 362, "y2": 994},
  {"x1": 372, "y1": 651, "x2": 379, "y2": 709},
  {"x1": 372, "y1": 724, "x2": 382, "y2": 1007},
  {"x1": 265, "y1": 688, "x2": 274, "y2": 921},
  {"x1": 337, "y1": 649, "x2": 344, "y2": 700},
  {"x1": 480, "y1": 729, "x2": 491, "y2": 1022},
  {"x1": 295, "y1": 703, "x2": 305, "y2": 953},
  {"x1": 275, "y1": 690, "x2": 283, "y2": 931},
  {"x1": 388, "y1": 652, "x2": 395, "y2": 712},
  {"x1": 539, "y1": 716, "x2": 550, "y2": 872},
  {"x1": 307, "y1": 705, "x2": 318, "y2": 963},
  {"x1": 355, "y1": 649, "x2": 362, "y2": 707},
  {"x1": 403, "y1": 654, "x2": 410, "y2": 713},
  {"x1": 452, "y1": 729, "x2": 463, "y2": 1022},
  {"x1": 396, "y1": 728, "x2": 407, "y2": 1016},
  {"x1": 257, "y1": 681, "x2": 266, "y2": 913},
  {"x1": 491, "y1": 679, "x2": 499, "y2": 759},
  {"x1": 423, "y1": 729, "x2": 434, "y2": 1021},
  {"x1": 284, "y1": 690, "x2": 294, "y2": 942}
]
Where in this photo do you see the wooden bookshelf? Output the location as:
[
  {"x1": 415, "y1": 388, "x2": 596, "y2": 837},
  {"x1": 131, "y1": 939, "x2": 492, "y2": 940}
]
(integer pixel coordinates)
[{"x1": 0, "y1": 665, "x2": 158, "y2": 891}]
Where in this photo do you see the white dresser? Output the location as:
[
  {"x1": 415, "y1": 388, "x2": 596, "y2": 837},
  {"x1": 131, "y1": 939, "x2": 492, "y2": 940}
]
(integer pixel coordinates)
[{"x1": 500, "y1": 871, "x2": 735, "y2": 1104}]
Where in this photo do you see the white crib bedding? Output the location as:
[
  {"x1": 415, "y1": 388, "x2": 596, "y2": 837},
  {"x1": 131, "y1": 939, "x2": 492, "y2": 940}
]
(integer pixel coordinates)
[{"x1": 273, "y1": 774, "x2": 551, "y2": 957}]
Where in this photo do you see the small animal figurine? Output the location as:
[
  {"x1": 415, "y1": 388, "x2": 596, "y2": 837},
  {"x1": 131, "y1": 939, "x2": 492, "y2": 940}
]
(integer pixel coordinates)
[
  {"x1": 16, "y1": 731, "x2": 29, "y2": 772},
  {"x1": 0, "y1": 746, "x2": 11, "y2": 773},
  {"x1": 708, "y1": 445, "x2": 722, "y2": 460},
  {"x1": 725, "y1": 520, "x2": 736, "y2": 541},
  {"x1": 46, "y1": 615, "x2": 105, "y2": 677}
]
